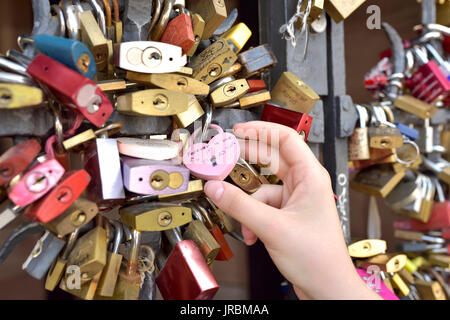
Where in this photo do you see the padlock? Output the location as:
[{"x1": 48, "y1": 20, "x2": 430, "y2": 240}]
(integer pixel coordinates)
[
  {"x1": 222, "y1": 90, "x2": 272, "y2": 109},
  {"x1": 427, "y1": 254, "x2": 450, "y2": 269},
  {"x1": 422, "y1": 157, "x2": 450, "y2": 186},
  {"x1": 24, "y1": 170, "x2": 91, "y2": 223},
  {"x1": 126, "y1": 72, "x2": 210, "y2": 96},
  {"x1": 63, "y1": 122, "x2": 122, "y2": 151},
  {"x1": 160, "y1": 4, "x2": 195, "y2": 54},
  {"x1": 78, "y1": 10, "x2": 109, "y2": 72},
  {"x1": 105, "y1": 228, "x2": 142, "y2": 300},
  {"x1": 210, "y1": 79, "x2": 250, "y2": 107},
  {"x1": 117, "y1": 138, "x2": 180, "y2": 161},
  {"x1": 356, "y1": 253, "x2": 407, "y2": 273},
  {"x1": 113, "y1": 41, "x2": 186, "y2": 74},
  {"x1": 200, "y1": 197, "x2": 234, "y2": 235},
  {"x1": 96, "y1": 221, "x2": 124, "y2": 297},
  {"x1": 183, "y1": 124, "x2": 240, "y2": 181},
  {"x1": 187, "y1": 0, "x2": 227, "y2": 40},
  {"x1": 271, "y1": 72, "x2": 320, "y2": 114},
  {"x1": 390, "y1": 273, "x2": 411, "y2": 297},
  {"x1": 183, "y1": 206, "x2": 220, "y2": 265},
  {"x1": 42, "y1": 198, "x2": 99, "y2": 237},
  {"x1": 222, "y1": 23, "x2": 252, "y2": 54},
  {"x1": 347, "y1": 239, "x2": 387, "y2": 258},
  {"x1": 188, "y1": 38, "x2": 238, "y2": 84},
  {"x1": 7, "y1": 158, "x2": 65, "y2": 207},
  {"x1": 195, "y1": 203, "x2": 233, "y2": 261},
  {"x1": 368, "y1": 127, "x2": 404, "y2": 149},
  {"x1": 350, "y1": 164, "x2": 405, "y2": 198},
  {"x1": 229, "y1": 158, "x2": 269, "y2": 194},
  {"x1": 116, "y1": 89, "x2": 189, "y2": 116},
  {"x1": 0, "y1": 84, "x2": 43, "y2": 109},
  {"x1": 186, "y1": 13, "x2": 205, "y2": 57},
  {"x1": 23, "y1": 34, "x2": 97, "y2": 79},
  {"x1": 120, "y1": 202, "x2": 192, "y2": 231},
  {"x1": 45, "y1": 229, "x2": 80, "y2": 291},
  {"x1": 411, "y1": 201, "x2": 450, "y2": 231},
  {"x1": 158, "y1": 179, "x2": 204, "y2": 203},
  {"x1": 414, "y1": 279, "x2": 446, "y2": 300},
  {"x1": 394, "y1": 229, "x2": 445, "y2": 244},
  {"x1": 122, "y1": 157, "x2": 190, "y2": 196},
  {"x1": 396, "y1": 242, "x2": 442, "y2": 253},
  {"x1": 393, "y1": 95, "x2": 437, "y2": 119},
  {"x1": 237, "y1": 44, "x2": 278, "y2": 79},
  {"x1": 111, "y1": 0, "x2": 123, "y2": 43},
  {"x1": 0, "y1": 139, "x2": 41, "y2": 187},
  {"x1": 325, "y1": 0, "x2": 366, "y2": 23},
  {"x1": 26, "y1": 54, "x2": 113, "y2": 127},
  {"x1": 84, "y1": 138, "x2": 125, "y2": 206},
  {"x1": 405, "y1": 47, "x2": 450, "y2": 104},
  {"x1": 355, "y1": 268, "x2": 399, "y2": 300},
  {"x1": 22, "y1": 230, "x2": 66, "y2": 280},
  {"x1": 298, "y1": 0, "x2": 324, "y2": 24},
  {"x1": 260, "y1": 104, "x2": 313, "y2": 140},
  {"x1": 349, "y1": 104, "x2": 370, "y2": 161},
  {"x1": 397, "y1": 268, "x2": 415, "y2": 286},
  {"x1": 173, "y1": 95, "x2": 205, "y2": 128},
  {"x1": 156, "y1": 228, "x2": 219, "y2": 300}
]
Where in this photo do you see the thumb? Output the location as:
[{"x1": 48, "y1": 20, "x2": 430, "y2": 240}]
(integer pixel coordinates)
[{"x1": 204, "y1": 181, "x2": 277, "y2": 240}]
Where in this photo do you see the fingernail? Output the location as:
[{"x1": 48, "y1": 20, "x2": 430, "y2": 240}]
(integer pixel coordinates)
[{"x1": 204, "y1": 181, "x2": 225, "y2": 202}]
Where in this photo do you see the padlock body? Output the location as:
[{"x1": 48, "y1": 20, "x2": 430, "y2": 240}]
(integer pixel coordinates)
[
  {"x1": 8, "y1": 159, "x2": 65, "y2": 207},
  {"x1": 156, "y1": 240, "x2": 219, "y2": 300},
  {"x1": 261, "y1": 104, "x2": 313, "y2": 140},
  {"x1": 210, "y1": 225, "x2": 233, "y2": 261},
  {"x1": 349, "y1": 127, "x2": 370, "y2": 160},
  {"x1": 27, "y1": 54, "x2": 113, "y2": 127},
  {"x1": 411, "y1": 201, "x2": 450, "y2": 231},
  {"x1": 160, "y1": 14, "x2": 195, "y2": 54}
]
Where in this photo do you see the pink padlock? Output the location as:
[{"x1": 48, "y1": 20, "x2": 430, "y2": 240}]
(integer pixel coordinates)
[
  {"x1": 122, "y1": 156, "x2": 190, "y2": 196},
  {"x1": 183, "y1": 124, "x2": 240, "y2": 181},
  {"x1": 7, "y1": 158, "x2": 65, "y2": 207},
  {"x1": 355, "y1": 268, "x2": 399, "y2": 300}
]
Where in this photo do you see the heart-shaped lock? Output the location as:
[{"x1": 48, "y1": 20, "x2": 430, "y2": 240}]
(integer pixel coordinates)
[{"x1": 183, "y1": 124, "x2": 240, "y2": 181}]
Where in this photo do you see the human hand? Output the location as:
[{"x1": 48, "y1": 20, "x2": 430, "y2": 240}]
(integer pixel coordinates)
[{"x1": 204, "y1": 121, "x2": 381, "y2": 300}]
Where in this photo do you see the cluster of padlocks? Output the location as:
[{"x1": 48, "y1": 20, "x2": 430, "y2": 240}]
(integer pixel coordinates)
[
  {"x1": 347, "y1": 2, "x2": 450, "y2": 300},
  {"x1": 0, "y1": 0, "x2": 327, "y2": 300}
]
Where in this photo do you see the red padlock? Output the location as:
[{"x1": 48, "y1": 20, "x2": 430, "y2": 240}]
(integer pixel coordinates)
[
  {"x1": 247, "y1": 79, "x2": 267, "y2": 93},
  {"x1": 0, "y1": 139, "x2": 41, "y2": 186},
  {"x1": 24, "y1": 170, "x2": 91, "y2": 223},
  {"x1": 260, "y1": 103, "x2": 313, "y2": 141},
  {"x1": 160, "y1": 5, "x2": 195, "y2": 55},
  {"x1": 26, "y1": 54, "x2": 113, "y2": 127},
  {"x1": 411, "y1": 201, "x2": 450, "y2": 231},
  {"x1": 405, "y1": 48, "x2": 450, "y2": 104},
  {"x1": 156, "y1": 229, "x2": 219, "y2": 300}
]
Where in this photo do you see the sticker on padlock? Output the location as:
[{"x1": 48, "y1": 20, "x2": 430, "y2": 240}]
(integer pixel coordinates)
[
  {"x1": 0, "y1": 139, "x2": 41, "y2": 187},
  {"x1": 122, "y1": 157, "x2": 190, "y2": 196},
  {"x1": 7, "y1": 158, "x2": 65, "y2": 207},
  {"x1": 113, "y1": 41, "x2": 187, "y2": 74},
  {"x1": 24, "y1": 170, "x2": 91, "y2": 223},
  {"x1": 117, "y1": 138, "x2": 180, "y2": 161},
  {"x1": 183, "y1": 124, "x2": 240, "y2": 181},
  {"x1": 26, "y1": 54, "x2": 113, "y2": 127},
  {"x1": 355, "y1": 268, "x2": 399, "y2": 300}
]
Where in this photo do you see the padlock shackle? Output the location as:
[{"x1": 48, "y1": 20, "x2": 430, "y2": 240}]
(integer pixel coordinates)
[{"x1": 111, "y1": 221, "x2": 123, "y2": 254}]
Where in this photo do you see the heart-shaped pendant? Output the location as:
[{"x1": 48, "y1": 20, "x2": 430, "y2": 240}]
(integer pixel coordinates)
[{"x1": 183, "y1": 124, "x2": 240, "y2": 181}]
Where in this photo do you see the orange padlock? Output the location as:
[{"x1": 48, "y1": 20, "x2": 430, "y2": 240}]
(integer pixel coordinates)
[{"x1": 160, "y1": 4, "x2": 195, "y2": 55}]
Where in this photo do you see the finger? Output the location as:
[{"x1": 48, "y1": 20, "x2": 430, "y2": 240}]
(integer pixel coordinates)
[
  {"x1": 233, "y1": 121, "x2": 319, "y2": 169},
  {"x1": 204, "y1": 180, "x2": 279, "y2": 242},
  {"x1": 241, "y1": 225, "x2": 258, "y2": 246},
  {"x1": 252, "y1": 184, "x2": 284, "y2": 209}
]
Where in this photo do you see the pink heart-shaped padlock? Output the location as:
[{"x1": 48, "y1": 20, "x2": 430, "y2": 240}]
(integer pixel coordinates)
[{"x1": 183, "y1": 124, "x2": 240, "y2": 181}]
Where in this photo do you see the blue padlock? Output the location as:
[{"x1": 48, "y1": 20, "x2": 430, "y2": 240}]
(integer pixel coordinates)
[
  {"x1": 395, "y1": 122, "x2": 419, "y2": 141},
  {"x1": 33, "y1": 34, "x2": 97, "y2": 79}
]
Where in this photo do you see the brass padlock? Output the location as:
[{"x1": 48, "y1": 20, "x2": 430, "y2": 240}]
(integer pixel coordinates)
[
  {"x1": 187, "y1": 0, "x2": 227, "y2": 40},
  {"x1": 349, "y1": 104, "x2": 370, "y2": 160},
  {"x1": 368, "y1": 127, "x2": 404, "y2": 149},
  {"x1": 271, "y1": 72, "x2": 320, "y2": 114},
  {"x1": 229, "y1": 158, "x2": 269, "y2": 194},
  {"x1": 393, "y1": 95, "x2": 437, "y2": 119},
  {"x1": 356, "y1": 253, "x2": 407, "y2": 273},
  {"x1": 120, "y1": 203, "x2": 192, "y2": 231},
  {"x1": 390, "y1": 273, "x2": 411, "y2": 297},
  {"x1": 188, "y1": 38, "x2": 238, "y2": 85},
  {"x1": 173, "y1": 95, "x2": 205, "y2": 128},
  {"x1": 186, "y1": 13, "x2": 205, "y2": 57},
  {"x1": 126, "y1": 72, "x2": 210, "y2": 96},
  {"x1": 42, "y1": 198, "x2": 99, "y2": 237},
  {"x1": 79, "y1": 10, "x2": 109, "y2": 72},
  {"x1": 0, "y1": 84, "x2": 43, "y2": 109},
  {"x1": 325, "y1": 0, "x2": 366, "y2": 23},
  {"x1": 63, "y1": 122, "x2": 122, "y2": 151},
  {"x1": 347, "y1": 239, "x2": 387, "y2": 258},
  {"x1": 414, "y1": 279, "x2": 446, "y2": 300},
  {"x1": 350, "y1": 164, "x2": 406, "y2": 198},
  {"x1": 210, "y1": 79, "x2": 250, "y2": 107},
  {"x1": 116, "y1": 89, "x2": 189, "y2": 116},
  {"x1": 158, "y1": 180, "x2": 204, "y2": 202}
]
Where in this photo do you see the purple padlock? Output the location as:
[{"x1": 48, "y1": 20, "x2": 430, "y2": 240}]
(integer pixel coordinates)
[
  {"x1": 8, "y1": 158, "x2": 65, "y2": 207},
  {"x1": 122, "y1": 156, "x2": 190, "y2": 196}
]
